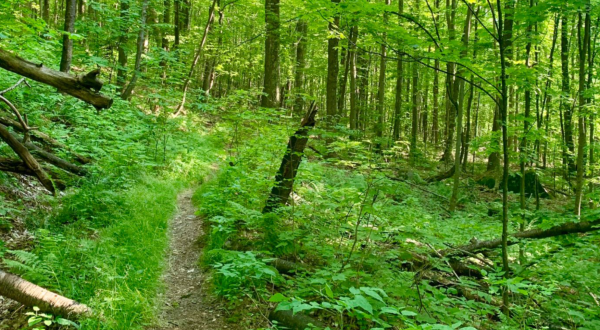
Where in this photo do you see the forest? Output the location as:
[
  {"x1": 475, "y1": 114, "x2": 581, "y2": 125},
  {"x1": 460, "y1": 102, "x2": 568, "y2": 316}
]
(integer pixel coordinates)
[{"x1": 0, "y1": 0, "x2": 599, "y2": 329}]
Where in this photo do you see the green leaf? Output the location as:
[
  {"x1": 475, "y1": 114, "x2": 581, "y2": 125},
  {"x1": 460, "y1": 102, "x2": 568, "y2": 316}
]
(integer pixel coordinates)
[
  {"x1": 380, "y1": 307, "x2": 400, "y2": 315},
  {"x1": 401, "y1": 310, "x2": 417, "y2": 317},
  {"x1": 325, "y1": 284, "x2": 334, "y2": 299},
  {"x1": 350, "y1": 295, "x2": 373, "y2": 314},
  {"x1": 269, "y1": 293, "x2": 288, "y2": 303},
  {"x1": 360, "y1": 287, "x2": 385, "y2": 302}
]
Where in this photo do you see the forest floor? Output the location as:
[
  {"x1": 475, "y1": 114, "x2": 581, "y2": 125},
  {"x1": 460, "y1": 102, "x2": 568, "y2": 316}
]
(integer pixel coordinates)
[{"x1": 149, "y1": 188, "x2": 238, "y2": 330}]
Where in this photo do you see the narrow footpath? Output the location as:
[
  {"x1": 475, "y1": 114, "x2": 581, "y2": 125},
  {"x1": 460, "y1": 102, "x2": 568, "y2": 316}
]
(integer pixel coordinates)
[{"x1": 151, "y1": 189, "x2": 233, "y2": 330}]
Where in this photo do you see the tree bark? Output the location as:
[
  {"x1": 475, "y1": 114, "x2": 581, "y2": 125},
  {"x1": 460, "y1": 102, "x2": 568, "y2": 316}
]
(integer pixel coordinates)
[
  {"x1": 263, "y1": 104, "x2": 317, "y2": 214},
  {"x1": 42, "y1": 0, "x2": 50, "y2": 24},
  {"x1": 121, "y1": 0, "x2": 150, "y2": 100},
  {"x1": 173, "y1": 0, "x2": 218, "y2": 114},
  {"x1": 392, "y1": 0, "x2": 404, "y2": 141},
  {"x1": 0, "y1": 123, "x2": 54, "y2": 194},
  {"x1": 574, "y1": 5, "x2": 590, "y2": 216},
  {"x1": 560, "y1": 14, "x2": 575, "y2": 171},
  {"x1": 59, "y1": 0, "x2": 76, "y2": 73},
  {"x1": 326, "y1": 0, "x2": 340, "y2": 120},
  {"x1": 0, "y1": 49, "x2": 113, "y2": 109},
  {"x1": 375, "y1": 0, "x2": 390, "y2": 149},
  {"x1": 260, "y1": 0, "x2": 280, "y2": 108},
  {"x1": 293, "y1": 20, "x2": 308, "y2": 115},
  {"x1": 116, "y1": 0, "x2": 130, "y2": 89},
  {"x1": 0, "y1": 270, "x2": 90, "y2": 317}
]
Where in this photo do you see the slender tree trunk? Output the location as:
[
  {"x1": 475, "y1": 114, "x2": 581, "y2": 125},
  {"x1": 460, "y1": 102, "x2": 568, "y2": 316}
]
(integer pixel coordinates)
[
  {"x1": 174, "y1": 0, "x2": 218, "y2": 113},
  {"x1": 116, "y1": 0, "x2": 130, "y2": 90},
  {"x1": 392, "y1": 0, "x2": 404, "y2": 141},
  {"x1": 497, "y1": 0, "x2": 515, "y2": 315},
  {"x1": 326, "y1": 0, "x2": 341, "y2": 120},
  {"x1": 431, "y1": 60, "x2": 439, "y2": 146},
  {"x1": 293, "y1": 20, "x2": 308, "y2": 115},
  {"x1": 121, "y1": 0, "x2": 149, "y2": 100},
  {"x1": 542, "y1": 15, "x2": 559, "y2": 169},
  {"x1": 409, "y1": 60, "x2": 419, "y2": 162},
  {"x1": 42, "y1": 0, "x2": 50, "y2": 23},
  {"x1": 449, "y1": 7, "x2": 471, "y2": 211},
  {"x1": 338, "y1": 26, "x2": 351, "y2": 116},
  {"x1": 375, "y1": 0, "x2": 390, "y2": 149},
  {"x1": 59, "y1": 0, "x2": 77, "y2": 73},
  {"x1": 440, "y1": 0, "x2": 457, "y2": 163},
  {"x1": 173, "y1": 0, "x2": 180, "y2": 48},
  {"x1": 575, "y1": 5, "x2": 590, "y2": 216},
  {"x1": 260, "y1": 0, "x2": 281, "y2": 108},
  {"x1": 349, "y1": 26, "x2": 359, "y2": 132},
  {"x1": 561, "y1": 14, "x2": 575, "y2": 171}
]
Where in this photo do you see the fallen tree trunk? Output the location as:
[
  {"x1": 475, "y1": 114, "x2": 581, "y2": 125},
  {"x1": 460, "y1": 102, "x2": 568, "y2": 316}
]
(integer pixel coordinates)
[
  {"x1": 0, "y1": 123, "x2": 55, "y2": 194},
  {"x1": 0, "y1": 49, "x2": 112, "y2": 110},
  {"x1": 0, "y1": 114, "x2": 91, "y2": 164},
  {"x1": 0, "y1": 157, "x2": 67, "y2": 190},
  {"x1": 263, "y1": 103, "x2": 318, "y2": 213},
  {"x1": 441, "y1": 218, "x2": 600, "y2": 257},
  {"x1": 10, "y1": 133, "x2": 87, "y2": 176},
  {"x1": 0, "y1": 270, "x2": 90, "y2": 317}
]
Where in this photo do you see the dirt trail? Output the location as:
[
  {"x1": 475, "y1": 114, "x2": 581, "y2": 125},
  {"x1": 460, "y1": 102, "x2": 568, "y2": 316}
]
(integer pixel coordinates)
[{"x1": 150, "y1": 189, "x2": 233, "y2": 330}]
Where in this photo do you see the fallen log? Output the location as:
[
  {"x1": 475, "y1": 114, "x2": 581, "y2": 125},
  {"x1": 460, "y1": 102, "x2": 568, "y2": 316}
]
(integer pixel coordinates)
[
  {"x1": 0, "y1": 157, "x2": 67, "y2": 190},
  {"x1": 0, "y1": 49, "x2": 112, "y2": 110},
  {"x1": 269, "y1": 309, "x2": 326, "y2": 330},
  {"x1": 0, "y1": 269, "x2": 90, "y2": 317},
  {"x1": 263, "y1": 103, "x2": 317, "y2": 213},
  {"x1": 0, "y1": 123, "x2": 55, "y2": 194},
  {"x1": 440, "y1": 218, "x2": 600, "y2": 257},
  {"x1": 10, "y1": 133, "x2": 87, "y2": 176},
  {"x1": 0, "y1": 114, "x2": 91, "y2": 164}
]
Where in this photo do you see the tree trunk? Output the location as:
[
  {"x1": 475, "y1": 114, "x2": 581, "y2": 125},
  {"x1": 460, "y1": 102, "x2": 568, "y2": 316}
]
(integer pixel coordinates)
[
  {"x1": 561, "y1": 14, "x2": 575, "y2": 171},
  {"x1": 173, "y1": 0, "x2": 218, "y2": 113},
  {"x1": 375, "y1": 0, "x2": 389, "y2": 149},
  {"x1": 116, "y1": 0, "x2": 130, "y2": 89},
  {"x1": 392, "y1": 0, "x2": 404, "y2": 141},
  {"x1": 449, "y1": 7, "x2": 471, "y2": 211},
  {"x1": 0, "y1": 123, "x2": 54, "y2": 194},
  {"x1": 349, "y1": 26, "x2": 359, "y2": 132},
  {"x1": 173, "y1": 0, "x2": 180, "y2": 48},
  {"x1": 0, "y1": 270, "x2": 90, "y2": 317},
  {"x1": 260, "y1": 0, "x2": 280, "y2": 108},
  {"x1": 263, "y1": 105, "x2": 317, "y2": 213},
  {"x1": 409, "y1": 61, "x2": 419, "y2": 161},
  {"x1": 293, "y1": 20, "x2": 308, "y2": 115},
  {"x1": 0, "y1": 49, "x2": 112, "y2": 109},
  {"x1": 42, "y1": 0, "x2": 50, "y2": 24},
  {"x1": 326, "y1": 0, "x2": 340, "y2": 121},
  {"x1": 121, "y1": 0, "x2": 149, "y2": 100},
  {"x1": 59, "y1": 0, "x2": 77, "y2": 73},
  {"x1": 574, "y1": 5, "x2": 590, "y2": 216}
]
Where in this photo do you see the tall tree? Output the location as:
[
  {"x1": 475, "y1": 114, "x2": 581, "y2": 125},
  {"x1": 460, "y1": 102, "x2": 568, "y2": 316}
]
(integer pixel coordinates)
[
  {"x1": 294, "y1": 20, "x2": 308, "y2": 115},
  {"x1": 326, "y1": 0, "x2": 341, "y2": 120},
  {"x1": 121, "y1": 0, "x2": 149, "y2": 100},
  {"x1": 575, "y1": 3, "x2": 590, "y2": 215},
  {"x1": 392, "y1": 0, "x2": 404, "y2": 141},
  {"x1": 59, "y1": 0, "x2": 77, "y2": 73},
  {"x1": 375, "y1": 0, "x2": 390, "y2": 150},
  {"x1": 260, "y1": 0, "x2": 281, "y2": 108}
]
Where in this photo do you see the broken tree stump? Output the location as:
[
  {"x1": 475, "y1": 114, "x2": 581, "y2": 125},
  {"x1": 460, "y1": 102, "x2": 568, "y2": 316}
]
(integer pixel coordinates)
[{"x1": 263, "y1": 103, "x2": 318, "y2": 213}]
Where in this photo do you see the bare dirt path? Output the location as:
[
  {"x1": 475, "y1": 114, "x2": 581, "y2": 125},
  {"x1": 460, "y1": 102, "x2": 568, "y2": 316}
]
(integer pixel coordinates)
[{"x1": 150, "y1": 189, "x2": 234, "y2": 330}]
